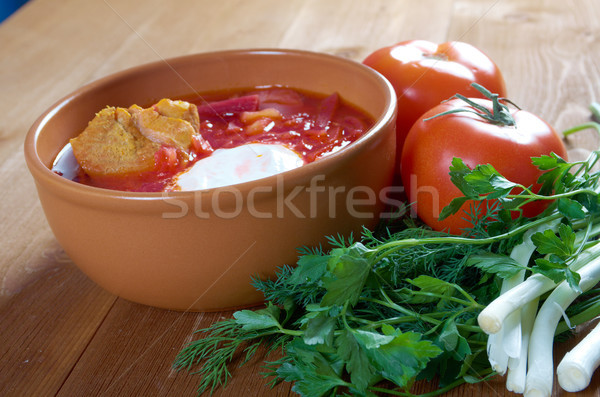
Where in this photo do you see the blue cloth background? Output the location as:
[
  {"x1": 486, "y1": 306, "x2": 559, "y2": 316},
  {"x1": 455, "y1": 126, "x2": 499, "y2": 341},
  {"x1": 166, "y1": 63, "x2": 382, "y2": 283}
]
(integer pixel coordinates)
[{"x1": 1, "y1": 0, "x2": 29, "y2": 23}]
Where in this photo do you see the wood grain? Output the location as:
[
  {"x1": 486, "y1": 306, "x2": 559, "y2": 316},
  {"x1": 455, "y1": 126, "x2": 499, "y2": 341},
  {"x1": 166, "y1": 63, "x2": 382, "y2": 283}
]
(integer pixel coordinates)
[
  {"x1": 0, "y1": 262, "x2": 115, "y2": 395},
  {"x1": 1, "y1": 0, "x2": 600, "y2": 396}
]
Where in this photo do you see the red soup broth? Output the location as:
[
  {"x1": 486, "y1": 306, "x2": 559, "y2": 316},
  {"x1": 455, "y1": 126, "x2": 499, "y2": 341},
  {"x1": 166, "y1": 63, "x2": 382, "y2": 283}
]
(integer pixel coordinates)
[{"x1": 52, "y1": 86, "x2": 376, "y2": 192}]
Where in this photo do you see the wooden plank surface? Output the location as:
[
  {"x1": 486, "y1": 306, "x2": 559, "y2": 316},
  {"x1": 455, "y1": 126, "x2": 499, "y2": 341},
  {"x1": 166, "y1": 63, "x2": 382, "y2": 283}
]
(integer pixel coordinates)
[{"x1": 1, "y1": 0, "x2": 599, "y2": 396}]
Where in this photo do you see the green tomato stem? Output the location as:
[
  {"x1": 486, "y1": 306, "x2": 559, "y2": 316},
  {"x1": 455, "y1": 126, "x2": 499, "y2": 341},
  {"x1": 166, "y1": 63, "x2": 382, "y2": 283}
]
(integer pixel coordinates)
[{"x1": 423, "y1": 83, "x2": 517, "y2": 127}]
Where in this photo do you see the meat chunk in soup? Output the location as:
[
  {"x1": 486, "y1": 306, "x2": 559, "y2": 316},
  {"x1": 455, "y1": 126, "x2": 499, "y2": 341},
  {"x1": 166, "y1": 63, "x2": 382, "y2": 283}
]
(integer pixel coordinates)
[
  {"x1": 129, "y1": 100, "x2": 198, "y2": 151},
  {"x1": 154, "y1": 98, "x2": 200, "y2": 132},
  {"x1": 70, "y1": 107, "x2": 160, "y2": 176}
]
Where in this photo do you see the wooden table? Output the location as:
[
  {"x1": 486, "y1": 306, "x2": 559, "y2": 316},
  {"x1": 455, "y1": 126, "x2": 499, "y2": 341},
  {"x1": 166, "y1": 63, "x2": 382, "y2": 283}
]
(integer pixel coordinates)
[{"x1": 1, "y1": 0, "x2": 599, "y2": 395}]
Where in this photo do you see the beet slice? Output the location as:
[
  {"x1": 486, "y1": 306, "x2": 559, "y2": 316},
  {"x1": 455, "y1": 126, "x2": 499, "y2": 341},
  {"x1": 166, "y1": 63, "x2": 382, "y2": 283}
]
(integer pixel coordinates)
[{"x1": 315, "y1": 93, "x2": 339, "y2": 129}]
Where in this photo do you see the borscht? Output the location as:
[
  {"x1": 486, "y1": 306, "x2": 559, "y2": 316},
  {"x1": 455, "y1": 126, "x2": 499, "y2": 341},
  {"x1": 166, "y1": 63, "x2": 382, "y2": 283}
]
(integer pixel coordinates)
[{"x1": 52, "y1": 86, "x2": 375, "y2": 192}]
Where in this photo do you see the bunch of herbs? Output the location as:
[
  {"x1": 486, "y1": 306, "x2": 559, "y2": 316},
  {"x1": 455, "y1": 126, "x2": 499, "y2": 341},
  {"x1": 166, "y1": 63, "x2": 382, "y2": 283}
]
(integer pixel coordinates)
[{"x1": 174, "y1": 108, "x2": 600, "y2": 396}]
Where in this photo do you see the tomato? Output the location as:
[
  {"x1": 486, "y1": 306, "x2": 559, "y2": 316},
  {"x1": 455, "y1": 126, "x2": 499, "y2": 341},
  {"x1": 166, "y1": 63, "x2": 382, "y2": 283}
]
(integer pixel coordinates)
[
  {"x1": 400, "y1": 96, "x2": 568, "y2": 235},
  {"x1": 363, "y1": 40, "x2": 507, "y2": 163}
]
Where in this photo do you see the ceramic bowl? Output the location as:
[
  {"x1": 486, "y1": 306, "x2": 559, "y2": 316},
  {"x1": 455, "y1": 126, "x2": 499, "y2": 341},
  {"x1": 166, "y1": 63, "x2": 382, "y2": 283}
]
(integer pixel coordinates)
[{"x1": 24, "y1": 49, "x2": 397, "y2": 311}]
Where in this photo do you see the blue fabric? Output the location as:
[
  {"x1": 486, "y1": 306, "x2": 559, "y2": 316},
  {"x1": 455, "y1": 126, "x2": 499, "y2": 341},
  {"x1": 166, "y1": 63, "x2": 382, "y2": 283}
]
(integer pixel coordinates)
[{"x1": 1, "y1": 0, "x2": 29, "y2": 23}]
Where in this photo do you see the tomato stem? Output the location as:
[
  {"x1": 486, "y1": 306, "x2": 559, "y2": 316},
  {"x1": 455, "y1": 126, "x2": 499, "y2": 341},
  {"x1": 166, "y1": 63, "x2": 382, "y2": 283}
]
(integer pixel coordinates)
[{"x1": 424, "y1": 83, "x2": 517, "y2": 127}]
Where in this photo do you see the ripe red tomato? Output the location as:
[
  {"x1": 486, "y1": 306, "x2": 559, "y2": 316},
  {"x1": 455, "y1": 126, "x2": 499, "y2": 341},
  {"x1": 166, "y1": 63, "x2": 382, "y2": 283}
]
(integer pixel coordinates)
[
  {"x1": 400, "y1": 96, "x2": 568, "y2": 235},
  {"x1": 363, "y1": 40, "x2": 507, "y2": 161}
]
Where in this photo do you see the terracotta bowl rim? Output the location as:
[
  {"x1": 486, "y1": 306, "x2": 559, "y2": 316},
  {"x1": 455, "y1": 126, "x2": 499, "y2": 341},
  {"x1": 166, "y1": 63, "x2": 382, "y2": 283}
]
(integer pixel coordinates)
[{"x1": 24, "y1": 48, "x2": 397, "y2": 203}]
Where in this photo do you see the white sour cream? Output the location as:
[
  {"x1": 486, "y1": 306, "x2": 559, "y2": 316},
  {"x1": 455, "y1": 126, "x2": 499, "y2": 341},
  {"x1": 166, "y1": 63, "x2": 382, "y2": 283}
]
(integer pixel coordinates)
[{"x1": 172, "y1": 143, "x2": 305, "y2": 191}]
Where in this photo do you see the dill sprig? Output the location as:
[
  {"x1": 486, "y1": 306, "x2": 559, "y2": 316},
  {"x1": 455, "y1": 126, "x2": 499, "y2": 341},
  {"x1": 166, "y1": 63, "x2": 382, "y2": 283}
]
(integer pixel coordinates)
[{"x1": 174, "y1": 308, "x2": 295, "y2": 395}]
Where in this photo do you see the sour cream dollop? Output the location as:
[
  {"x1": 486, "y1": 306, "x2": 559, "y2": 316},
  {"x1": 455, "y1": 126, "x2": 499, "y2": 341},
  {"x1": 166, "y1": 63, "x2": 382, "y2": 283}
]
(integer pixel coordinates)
[{"x1": 172, "y1": 143, "x2": 305, "y2": 191}]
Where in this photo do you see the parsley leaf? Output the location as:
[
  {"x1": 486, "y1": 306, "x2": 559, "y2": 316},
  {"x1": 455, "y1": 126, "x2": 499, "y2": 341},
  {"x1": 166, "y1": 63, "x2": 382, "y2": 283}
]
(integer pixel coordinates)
[
  {"x1": 233, "y1": 303, "x2": 281, "y2": 331},
  {"x1": 302, "y1": 310, "x2": 336, "y2": 346},
  {"x1": 288, "y1": 254, "x2": 329, "y2": 285},
  {"x1": 533, "y1": 257, "x2": 582, "y2": 292},
  {"x1": 557, "y1": 198, "x2": 586, "y2": 219},
  {"x1": 464, "y1": 163, "x2": 519, "y2": 199},
  {"x1": 277, "y1": 339, "x2": 349, "y2": 397},
  {"x1": 531, "y1": 223, "x2": 575, "y2": 259},
  {"x1": 364, "y1": 325, "x2": 442, "y2": 390},
  {"x1": 437, "y1": 319, "x2": 471, "y2": 361},
  {"x1": 322, "y1": 243, "x2": 372, "y2": 307},
  {"x1": 466, "y1": 252, "x2": 527, "y2": 279},
  {"x1": 335, "y1": 330, "x2": 378, "y2": 392}
]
